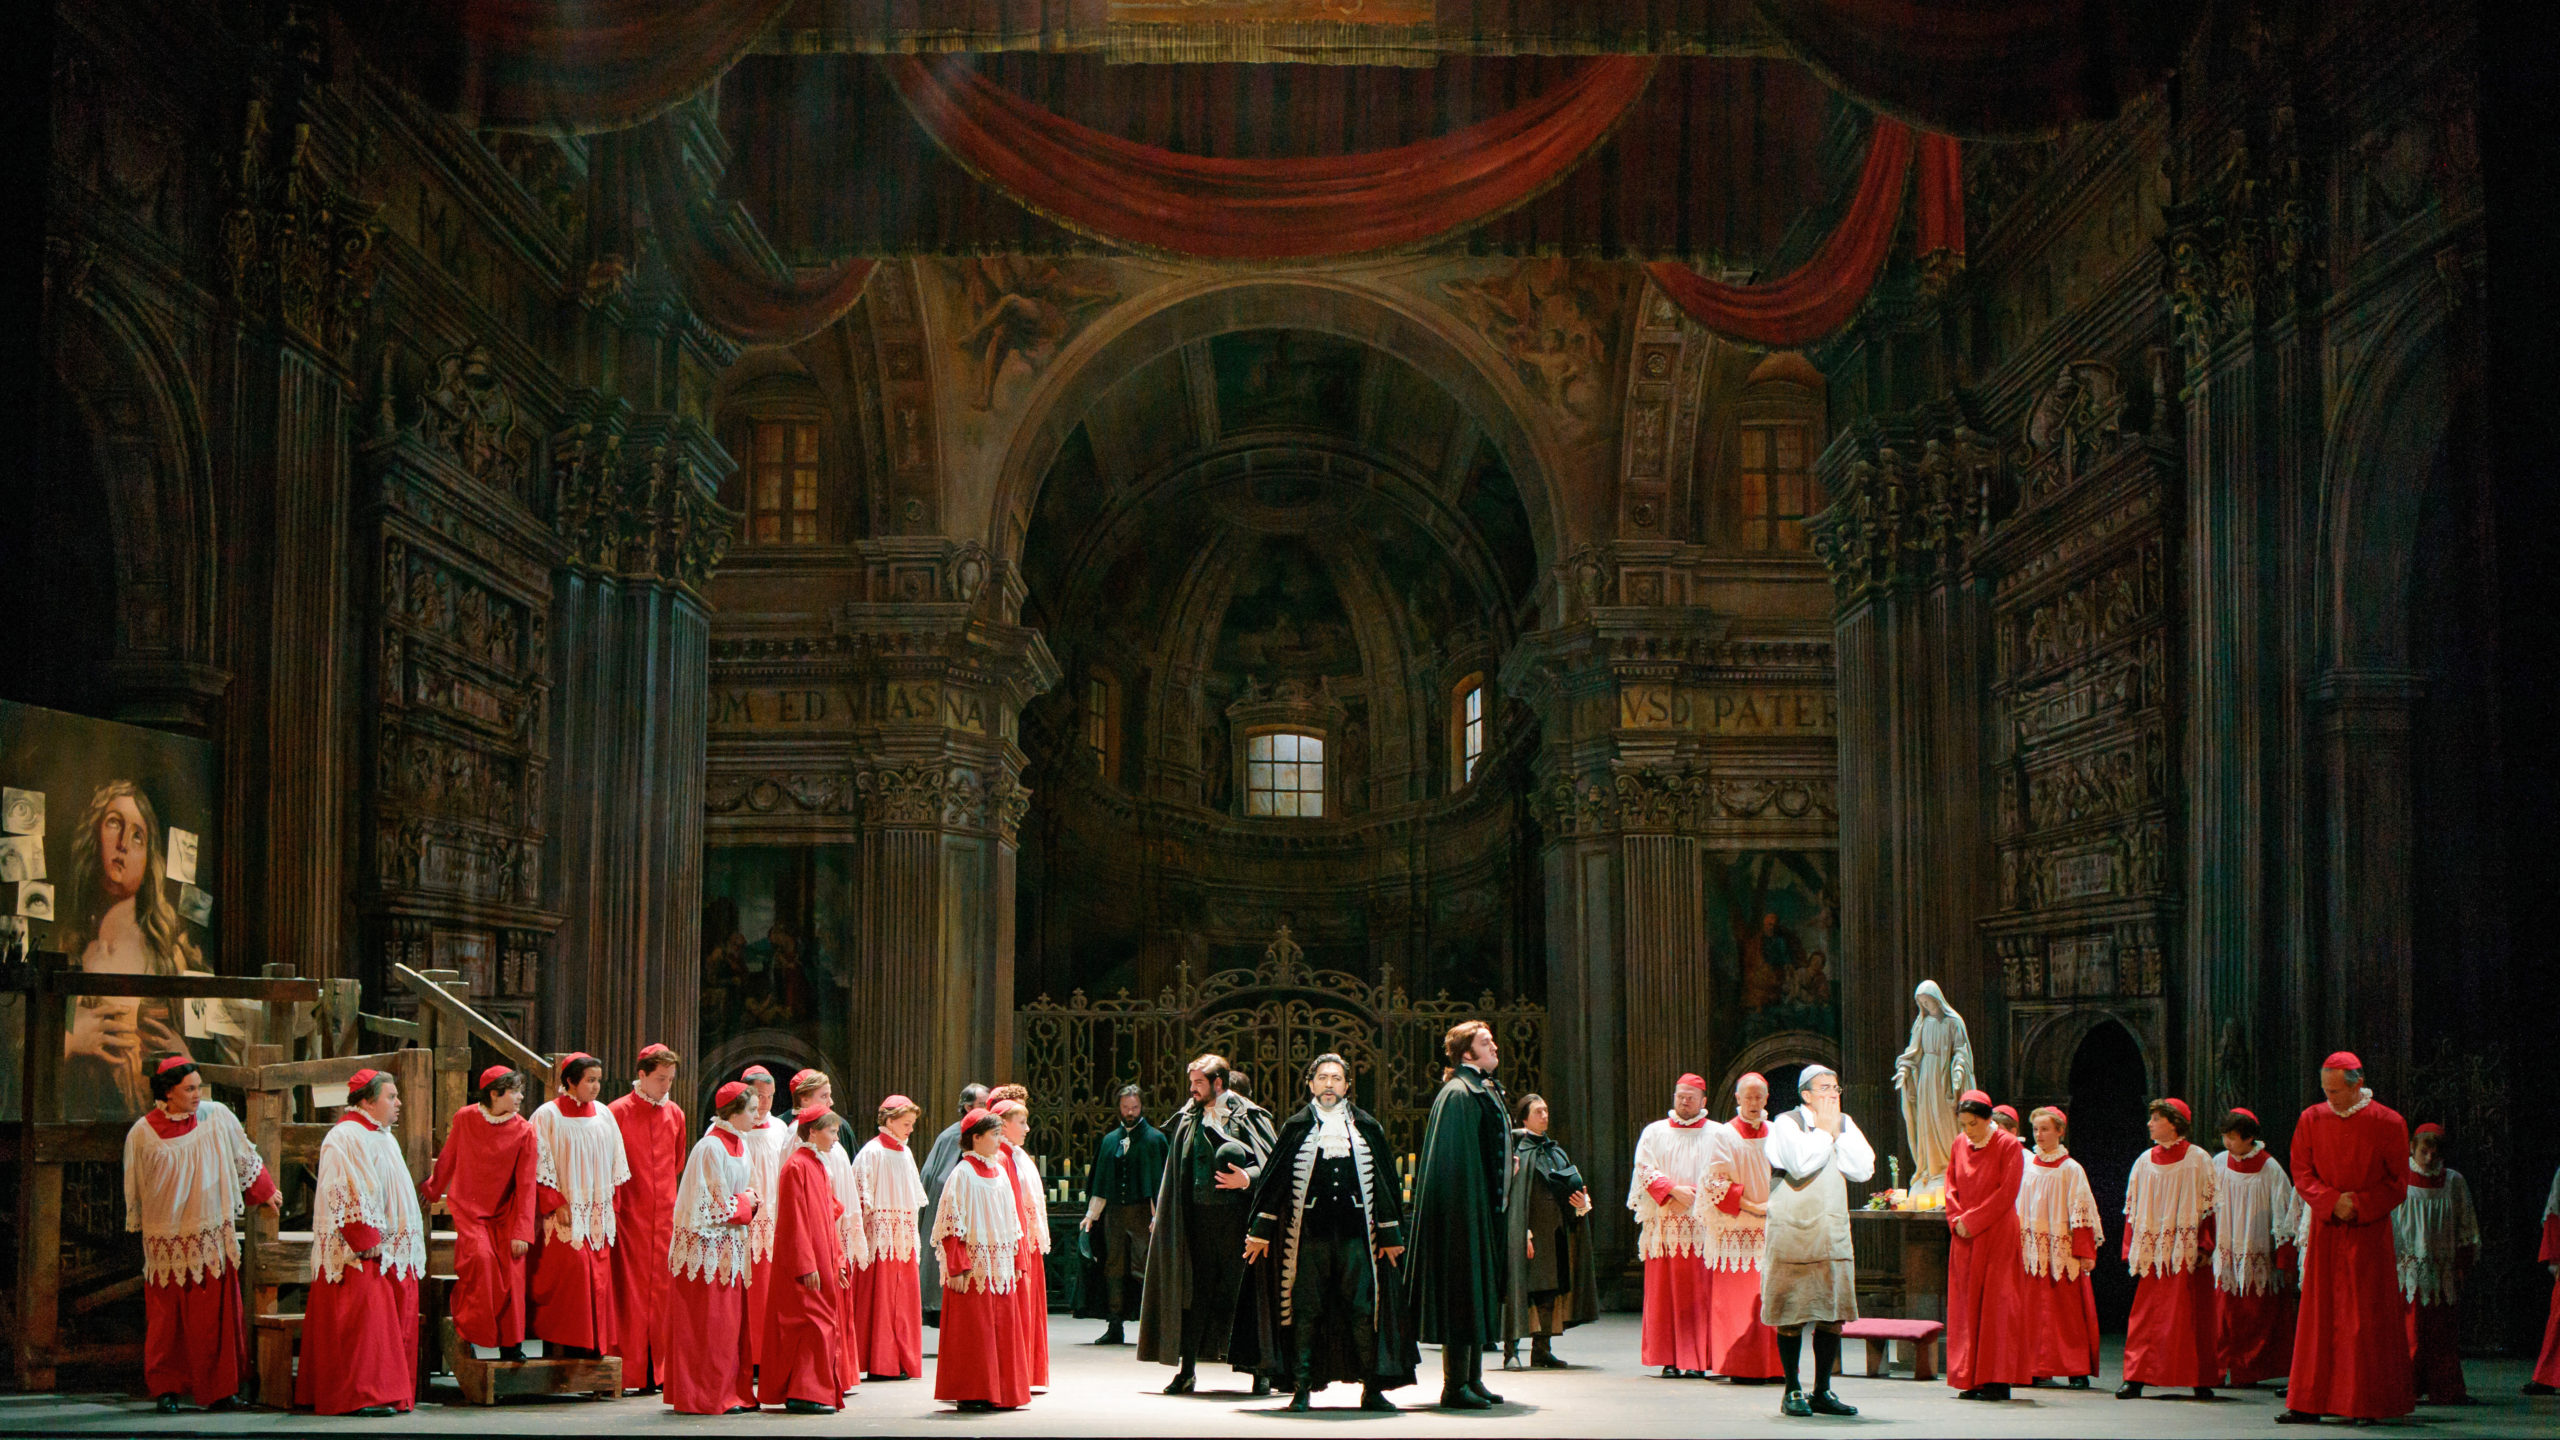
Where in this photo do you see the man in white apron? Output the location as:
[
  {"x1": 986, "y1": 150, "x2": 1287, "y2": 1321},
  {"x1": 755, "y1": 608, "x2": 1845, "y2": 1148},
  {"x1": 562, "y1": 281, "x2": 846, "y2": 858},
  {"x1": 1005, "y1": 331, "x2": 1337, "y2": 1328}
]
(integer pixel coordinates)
[{"x1": 1759, "y1": 1063, "x2": 1874, "y2": 1417}]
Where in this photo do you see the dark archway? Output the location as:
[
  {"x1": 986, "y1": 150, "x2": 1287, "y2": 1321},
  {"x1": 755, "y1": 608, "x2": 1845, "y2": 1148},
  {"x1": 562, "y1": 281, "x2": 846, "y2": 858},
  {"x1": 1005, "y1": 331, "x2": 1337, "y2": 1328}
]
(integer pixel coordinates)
[
  {"x1": 0, "y1": 375, "x2": 118, "y2": 716},
  {"x1": 2065, "y1": 1016, "x2": 2145, "y2": 1332}
]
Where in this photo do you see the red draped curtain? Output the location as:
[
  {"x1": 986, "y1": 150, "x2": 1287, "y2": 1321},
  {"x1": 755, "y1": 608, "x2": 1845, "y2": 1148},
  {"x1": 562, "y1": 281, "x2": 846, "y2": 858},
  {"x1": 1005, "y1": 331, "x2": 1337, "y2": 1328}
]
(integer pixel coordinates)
[
  {"x1": 346, "y1": 0, "x2": 799, "y2": 132},
  {"x1": 634, "y1": 124, "x2": 876, "y2": 348},
  {"x1": 879, "y1": 54, "x2": 1661, "y2": 260}
]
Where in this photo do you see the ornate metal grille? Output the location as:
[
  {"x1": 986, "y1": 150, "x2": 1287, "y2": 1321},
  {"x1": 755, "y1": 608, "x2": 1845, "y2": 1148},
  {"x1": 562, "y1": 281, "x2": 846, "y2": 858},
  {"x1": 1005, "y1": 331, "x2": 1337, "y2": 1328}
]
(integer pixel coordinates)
[{"x1": 1015, "y1": 925, "x2": 1545, "y2": 1169}]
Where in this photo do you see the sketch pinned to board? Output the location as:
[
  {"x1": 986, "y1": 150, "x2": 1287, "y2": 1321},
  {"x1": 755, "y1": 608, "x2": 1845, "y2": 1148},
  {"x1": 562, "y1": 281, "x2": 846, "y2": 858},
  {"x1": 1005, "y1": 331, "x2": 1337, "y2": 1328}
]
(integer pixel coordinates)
[
  {"x1": 166, "y1": 827, "x2": 199, "y2": 885},
  {"x1": 0, "y1": 914, "x2": 26, "y2": 959},
  {"x1": 2, "y1": 787, "x2": 41, "y2": 835},
  {"x1": 0, "y1": 834, "x2": 42, "y2": 883},
  {"x1": 176, "y1": 883, "x2": 212, "y2": 927},
  {"x1": 18, "y1": 880, "x2": 54, "y2": 921}
]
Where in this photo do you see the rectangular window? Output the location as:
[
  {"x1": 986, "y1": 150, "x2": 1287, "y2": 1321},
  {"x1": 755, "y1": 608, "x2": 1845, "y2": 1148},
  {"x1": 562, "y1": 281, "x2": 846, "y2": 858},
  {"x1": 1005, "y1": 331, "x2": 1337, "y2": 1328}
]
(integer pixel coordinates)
[
  {"x1": 1460, "y1": 683, "x2": 1484, "y2": 784},
  {"x1": 1086, "y1": 677, "x2": 1109, "y2": 774},
  {"x1": 1738, "y1": 421, "x2": 1816, "y2": 551},
  {"x1": 748, "y1": 420, "x2": 823, "y2": 546},
  {"x1": 1245, "y1": 731, "x2": 1326, "y2": 818}
]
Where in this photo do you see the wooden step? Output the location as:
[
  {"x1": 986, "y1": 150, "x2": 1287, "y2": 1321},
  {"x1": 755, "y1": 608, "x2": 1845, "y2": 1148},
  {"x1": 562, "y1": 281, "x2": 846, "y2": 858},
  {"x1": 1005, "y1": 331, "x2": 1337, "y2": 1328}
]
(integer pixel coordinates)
[
  {"x1": 255, "y1": 1230, "x2": 459, "y2": 1281},
  {"x1": 439, "y1": 1320, "x2": 621, "y2": 1405}
]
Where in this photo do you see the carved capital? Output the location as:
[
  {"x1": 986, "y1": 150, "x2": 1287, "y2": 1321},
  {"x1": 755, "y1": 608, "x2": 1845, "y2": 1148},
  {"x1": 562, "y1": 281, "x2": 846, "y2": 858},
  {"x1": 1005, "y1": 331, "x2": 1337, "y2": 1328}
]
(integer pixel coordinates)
[
  {"x1": 222, "y1": 98, "x2": 378, "y2": 354},
  {"x1": 1806, "y1": 416, "x2": 2006, "y2": 608}
]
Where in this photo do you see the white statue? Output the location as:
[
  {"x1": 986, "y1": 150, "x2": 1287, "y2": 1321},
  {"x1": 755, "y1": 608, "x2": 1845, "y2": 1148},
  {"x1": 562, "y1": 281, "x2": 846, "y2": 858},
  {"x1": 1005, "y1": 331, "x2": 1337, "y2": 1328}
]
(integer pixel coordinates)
[{"x1": 1891, "y1": 979, "x2": 1973, "y2": 1193}]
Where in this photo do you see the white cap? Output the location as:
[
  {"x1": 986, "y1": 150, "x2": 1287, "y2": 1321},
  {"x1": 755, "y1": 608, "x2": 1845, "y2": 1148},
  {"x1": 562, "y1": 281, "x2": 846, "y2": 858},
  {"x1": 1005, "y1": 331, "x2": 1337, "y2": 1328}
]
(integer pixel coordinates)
[{"x1": 1796, "y1": 1063, "x2": 1840, "y2": 1089}]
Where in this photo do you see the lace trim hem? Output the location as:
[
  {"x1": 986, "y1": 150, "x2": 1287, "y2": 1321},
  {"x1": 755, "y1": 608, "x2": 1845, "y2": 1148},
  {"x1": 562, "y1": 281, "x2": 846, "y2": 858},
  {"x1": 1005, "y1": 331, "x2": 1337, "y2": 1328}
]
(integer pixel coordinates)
[
  {"x1": 2124, "y1": 1222, "x2": 2204, "y2": 1277},
  {"x1": 546, "y1": 1197, "x2": 619, "y2": 1250},
  {"x1": 142, "y1": 1227, "x2": 241, "y2": 1287},
  {"x1": 670, "y1": 1230, "x2": 753, "y2": 1287},
  {"x1": 943, "y1": 1242, "x2": 1017, "y2": 1294},
  {"x1": 2399, "y1": 1262, "x2": 2463, "y2": 1306},
  {"x1": 865, "y1": 1211, "x2": 920, "y2": 1262}
]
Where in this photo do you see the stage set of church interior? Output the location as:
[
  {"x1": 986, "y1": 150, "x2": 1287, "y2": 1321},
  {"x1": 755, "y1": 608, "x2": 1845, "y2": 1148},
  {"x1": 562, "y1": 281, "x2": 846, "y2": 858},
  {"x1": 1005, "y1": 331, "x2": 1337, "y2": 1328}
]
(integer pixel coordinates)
[{"x1": 2, "y1": 0, "x2": 2556, "y2": 1434}]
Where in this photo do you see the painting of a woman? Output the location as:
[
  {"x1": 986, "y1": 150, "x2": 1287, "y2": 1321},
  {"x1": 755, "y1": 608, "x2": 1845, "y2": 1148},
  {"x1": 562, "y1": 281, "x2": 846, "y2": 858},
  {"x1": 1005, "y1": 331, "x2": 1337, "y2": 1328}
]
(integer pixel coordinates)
[{"x1": 61, "y1": 779, "x2": 203, "y2": 1117}]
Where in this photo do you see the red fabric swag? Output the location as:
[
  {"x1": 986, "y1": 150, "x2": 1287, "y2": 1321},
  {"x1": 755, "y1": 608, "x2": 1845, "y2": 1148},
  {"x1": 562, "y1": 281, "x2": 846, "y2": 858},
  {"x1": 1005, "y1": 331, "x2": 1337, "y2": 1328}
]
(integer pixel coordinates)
[
  {"x1": 882, "y1": 53, "x2": 1660, "y2": 259},
  {"x1": 635, "y1": 122, "x2": 878, "y2": 348},
  {"x1": 1644, "y1": 117, "x2": 1920, "y2": 348},
  {"x1": 351, "y1": 0, "x2": 800, "y2": 134}
]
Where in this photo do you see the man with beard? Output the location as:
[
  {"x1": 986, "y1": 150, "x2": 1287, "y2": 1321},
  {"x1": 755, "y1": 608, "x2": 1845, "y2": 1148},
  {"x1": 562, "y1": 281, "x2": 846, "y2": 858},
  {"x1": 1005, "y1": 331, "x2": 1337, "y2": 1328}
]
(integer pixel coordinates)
[
  {"x1": 1405, "y1": 1020, "x2": 1512, "y2": 1409},
  {"x1": 1079, "y1": 1084, "x2": 1167, "y2": 1345},
  {"x1": 1139, "y1": 1054, "x2": 1275, "y2": 1395},
  {"x1": 1243, "y1": 1053, "x2": 1416, "y2": 1411}
]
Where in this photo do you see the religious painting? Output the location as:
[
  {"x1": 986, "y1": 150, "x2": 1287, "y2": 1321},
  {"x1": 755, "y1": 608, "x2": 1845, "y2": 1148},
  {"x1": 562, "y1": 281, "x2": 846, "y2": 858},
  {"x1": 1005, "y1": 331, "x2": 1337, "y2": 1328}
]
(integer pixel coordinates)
[
  {"x1": 698, "y1": 845, "x2": 857, "y2": 1069},
  {"x1": 1210, "y1": 329, "x2": 1366, "y2": 437},
  {"x1": 1211, "y1": 537, "x2": 1362, "y2": 678},
  {"x1": 1704, "y1": 849, "x2": 1841, "y2": 1056},
  {"x1": 0, "y1": 699, "x2": 220, "y2": 1121}
]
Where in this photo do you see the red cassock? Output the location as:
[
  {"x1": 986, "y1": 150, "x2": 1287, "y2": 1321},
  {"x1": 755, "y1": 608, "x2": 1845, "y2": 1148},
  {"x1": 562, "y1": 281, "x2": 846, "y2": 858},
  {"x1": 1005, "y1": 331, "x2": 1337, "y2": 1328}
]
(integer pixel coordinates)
[
  {"x1": 998, "y1": 1144, "x2": 1050, "y2": 1390},
  {"x1": 849, "y1": 1134, "x2": 927, "y2": 1381},
  {"x1": 759, "y1": 1148, "x2": 853, "y2": 1408},
  {"x1": 2534, "y1": 1191, "x2": 2560, "y2": 1388},
  {"x1": 528, "y1": 1097, "x2": 627, "y2": 1352},
  {"x1": 661, "y1": 1126, "x2": 759, "y2": 1417},
  {"x1": 2122, "y1": 1142, "x2": 2219, "y2": 1389},
  {"x1": 1700, "y1": 1121, "x2": 1780, "y2": 1379},
  {"x1": 420, "y1": 1108, "x2": 536, "y2": 1350},
  {"x1": 2024, "y1": 1234, "x2": 2100, "y2": 1381},
  {"x1": 608, "y1": 1089, "x2": 686, "y2": 1389},
  {"x1": 298, "y1": 1112, "x2": 425, "y2": 1415},
  {"x1": 2288, "y1": 1097, "x2": 2413, "y2": 1419},
  {"x1": 1943, "y1": 1127, "x2": 2031, "y2": 1390},
  {"x1": 933, "y1": 1154, "x2": 1033, "y2": 1411},
  {"x1": 1631, "y1": 1115, "x2": 1718, "y2": 1373},
  {"x1": 136, "y1": 1116, "x2": 278, "y2": 1405},
  {"x1": 2213, "y1": 1147, "x2": 2297, "y2": 1386}
]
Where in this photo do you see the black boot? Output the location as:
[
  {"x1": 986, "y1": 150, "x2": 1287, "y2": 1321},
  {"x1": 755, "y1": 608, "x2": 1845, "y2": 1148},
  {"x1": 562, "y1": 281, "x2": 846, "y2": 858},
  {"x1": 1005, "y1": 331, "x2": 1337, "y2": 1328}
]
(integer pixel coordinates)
[
  {"x1": 1251, "y1": 1374, "x2": 1273, "y2": 1397},
  {"x1": 2118, "y1": 1381, "x2": 2147, "y2": 1399},
  {"x1": 1466, "y1": 1344, "x2": 1504, "y2": 1405},
  {"x1": 1531, "y1": 1335, "x2": 1565, "y2": 1369},
  {"x1": 1164, "y1": 1362, "x2": 1196, "y2": 1396},
  {"x1": 1360, "y1": 1385, "x2": 1397, "y2": 1412},
  {"x1": 1287, "y1": 1387, "x2": 1312, "y2": 1412},
  {"x1": 1101, "y1": 1320, "x2": 1126, "y2": 1345},
  {"x1": 2195, "y1": 1387, "x2": 2218, "y2": 1400}
]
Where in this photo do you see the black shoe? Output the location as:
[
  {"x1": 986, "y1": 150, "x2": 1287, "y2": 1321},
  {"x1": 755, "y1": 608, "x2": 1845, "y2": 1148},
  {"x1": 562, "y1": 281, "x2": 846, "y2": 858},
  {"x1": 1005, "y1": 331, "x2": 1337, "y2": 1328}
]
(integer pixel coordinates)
[
  {"x1": 2274, "y1": 1411, "x2": 2321, "y2": 1425},
  {"x1": 2195, "y1": 1388, "x2": 2218, "y2": 1401},
  {"x1": 208, "y1": 1396, "x2": 240, "y2": 1412},
  {"x1": 1439, "y1": 1387, "x2": 1491, "y2": 1410},
  {"x1": 956, "y1": 1399, "x2": 993, "y2": 1412},
  {"x1": 1958, "y1": 1386, "x2": 2002, "y2": 1401},
  {"x1": 1809, "y1": 1390, "x2": 1858, "y2": 1416},
  {"x1": 1730, "y1": 1375, "x2": 1771, "y2": 1385},
  {"x1": 1467, "y1": 1381, "x2": 1504, "y2": 1405},
  {"x1": 1287, "y1": 1388, "x2": 1312, "y2": 1412},
  {"x1": 1533, "y1": 1353, "x2": 1570, "y2": 1370},
  {"x1": 1163, "y1": 1369, "x2": 1196, "y2": 1396},
  {"x1": 1662, "y1": 1365, "x2": 1683, "y2": 1379},
  {"x1": 2117, "y1": 1382, "x2": 2146, "y2": 1399},
  {"x1": 724, "y1": 1405, "x2": 756, "y2": 1414},
  {"x1": 352, "y1": 1406, "x2": 399, "y2": 1417},
  {"x1": 1251, "y1": 1375, "x2": 1273, "y2": 1397},
  {"x1": 1360, "y1": 1387, "x2": 1397, "y2": 1412},
  {"x1": 155, "y1": 1395, "x2": 180, "y2": 1414},
  {"x1": 784, "y1": 1398, "x2": 833, "y2": 1414},
  {"x1": 1781, "y1": 1388, "x2": 1814, "y2": 1417},
  {"x1": 2069, "y1": 1375, "x2": 2092, "y2": 1389},
  {"x1": 2527, "y1": 1382, "x2": 2559, "y2": 1396}
]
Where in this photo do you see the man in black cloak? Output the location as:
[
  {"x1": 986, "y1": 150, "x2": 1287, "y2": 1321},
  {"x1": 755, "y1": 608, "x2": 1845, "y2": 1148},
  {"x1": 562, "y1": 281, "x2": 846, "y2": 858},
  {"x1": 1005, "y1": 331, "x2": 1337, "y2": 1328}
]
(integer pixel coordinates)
[
  {"x1": 1243, "y1": 1051, "x2": 1417, "y2": 1411},
  {"x1": 1502, "y1": 1091, "x2": 1598, "y2": 1368},
  {"x1": 917, "y1": 1081, "x2": 987, "y2": 1326},
  {"x1": 1076, "y1": 1083, "x2": 1168, "y2": 1344},
  {"x1": 1138, "y1": 1053, "x2": 1275, "y2": 1395},
  {"x1": 1402, "y1": 1019, "x2": 1512, "y2": 1409}
]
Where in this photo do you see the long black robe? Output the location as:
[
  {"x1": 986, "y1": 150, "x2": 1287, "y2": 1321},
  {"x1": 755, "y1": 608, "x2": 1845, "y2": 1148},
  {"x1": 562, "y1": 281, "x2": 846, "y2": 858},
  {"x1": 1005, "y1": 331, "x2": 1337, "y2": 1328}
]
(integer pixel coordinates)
[
  {"x1": 1073, "y1": 1117, "x2": 1169, "y2": 1321},
  {"x1": 1243, "y1": 1102, "x2": 1420, "y2": 1391},
  {"x1": 1502, "y1": 1127, "x2": 1600, "y2": 1341},
  {"x1": 1135, "y1": 1091, "x2": 1275, "y2": 1369},
  {"x1": 916, "y1": 1114, "x2": 966, "y2": 1323},
  {"x1": 1401, "y1": 1063, "x2": 1511, "y2": 1347}
]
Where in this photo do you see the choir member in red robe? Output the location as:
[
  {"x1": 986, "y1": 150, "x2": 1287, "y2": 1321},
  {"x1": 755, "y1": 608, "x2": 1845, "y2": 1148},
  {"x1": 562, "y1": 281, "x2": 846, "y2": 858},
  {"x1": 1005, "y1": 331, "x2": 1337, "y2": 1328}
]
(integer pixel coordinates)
[
  {"x1": 528, "y1": 1052, "x2": 630, "y2": 1356},
  {"x1": 2281, "y1": 1052, "x2": 2414, "y2": 1424},
  {"x1": 125, "y1": 1056, "x2": 278, "y2": 1411},
  {"x1": 1992, "y1": 1104, "x2": 2021, "y2": 1138},
  {"x1": 609, "y1": 1043, "x2": 685, "y2": 1393},
  {"x1": 1699, "y1": 1073, "x2": 1780, "y2": 1381},
  {"x1": 2017, "y1": 1107, "x2": 2101, "y2": 1387},
  {"x1": 1628, "y1": 1073, "x2": 1719, "y2": 1376},
  {"x1": 419, "y1": 1066, "x2": 536, "y2": 1358},
  {"x1": 2211, "y1": 1108, "x2": 2300, "y2": 1387},
  {"x1": 850, "y1": 1096, "x2": 927, "y2": 1381},
  {"x1": 2117, "y1": 1097, "x2": 2218, "y2": 1400},
  {"x1": 737, "y1": 1063, "x2": 790, "y2": 1366},
  {"x1": 993, "y1": 1094, "x2": 1053, "y2": 1391},
  {"x1": 663, "y1": 1083, "x2": 762, "y2": 1415},
  {"x1": 1944, "y1": 1090, "x2": 2030, "y2": 1401},
  {"x1": 2527, "y1": 1163, "x2": 2560, "y2": 1396},
  {"x1": 788, "y1": 1070, "x2": 868, "y2": 1394},
  {"x1": 761, "y1": 1106, "x2": 856, "y2": 1412},
  {"x1": 298, "y1": 1068, "x2": 425, "y2": 1416},
  {"x1": 933, "y1": 1108, "x2": 1033, "y2": 1412},
  {"x1": 2394, "y1": 1122, "x2": 2478, "y2": 1404}
]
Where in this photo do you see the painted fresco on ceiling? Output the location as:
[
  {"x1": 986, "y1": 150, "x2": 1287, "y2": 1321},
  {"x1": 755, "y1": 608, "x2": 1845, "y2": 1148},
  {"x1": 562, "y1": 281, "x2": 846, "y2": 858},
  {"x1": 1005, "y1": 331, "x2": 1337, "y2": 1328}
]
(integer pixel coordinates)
[
  {"x1": 1211, "y1": 329, "x2": 1366, "y2": 435},
  {"x1": 1213, "y1": 537, "x2": 1362, "y2": 677},
  {"x1": 1705, "y1": 850, "x2": 1841, "y2": 1057}
]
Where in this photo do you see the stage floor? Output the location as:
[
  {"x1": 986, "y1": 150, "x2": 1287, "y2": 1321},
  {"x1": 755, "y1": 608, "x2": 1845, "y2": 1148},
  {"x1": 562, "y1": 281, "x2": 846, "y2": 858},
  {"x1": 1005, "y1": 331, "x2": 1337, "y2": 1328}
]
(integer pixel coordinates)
[{"x1": 0, "y1": 1313, "x2": 2543, "y2": 1436}]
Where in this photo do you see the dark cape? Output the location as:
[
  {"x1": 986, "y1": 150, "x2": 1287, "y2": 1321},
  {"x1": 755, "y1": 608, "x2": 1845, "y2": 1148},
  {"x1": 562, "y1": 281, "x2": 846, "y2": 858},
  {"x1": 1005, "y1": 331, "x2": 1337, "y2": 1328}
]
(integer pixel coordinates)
[
  {"x1": 1135, "y1": 1090, "x2": 1276, "y2": 1368},
  {"x1": 916, "y1": 1115, "x2": 966, "y2": 1321},
  {"x1": 1502, "y1": 1127, "x2": 1600, "y2": 1341},
  {"x1": 1401, "y1": 1063, "x2": 1511, "y2": 1347},
  {"x1": 1243, "y1": 1102, "x2": 1421, "y2": 1391},
  {"x1": 1072, "y1": 1116, "x2": 1169, "y2": 1321}
]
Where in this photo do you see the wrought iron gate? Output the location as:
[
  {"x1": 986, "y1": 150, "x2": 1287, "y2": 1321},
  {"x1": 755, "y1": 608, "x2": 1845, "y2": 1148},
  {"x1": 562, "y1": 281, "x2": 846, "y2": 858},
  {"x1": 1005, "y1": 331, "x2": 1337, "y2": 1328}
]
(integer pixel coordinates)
[{"x1": 1014, "y1": 925, "x2": 1545, "y2": 1168}]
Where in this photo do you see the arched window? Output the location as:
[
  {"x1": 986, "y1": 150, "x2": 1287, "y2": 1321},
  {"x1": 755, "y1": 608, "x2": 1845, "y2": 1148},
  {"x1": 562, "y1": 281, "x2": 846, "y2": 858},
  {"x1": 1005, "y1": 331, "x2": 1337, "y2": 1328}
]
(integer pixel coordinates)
[
  {"x1": 1451, "y1": 675, "x2": 1486, "y2": 790},
  {"x1": 1085, "y1": 669, "x2": 1121, "y2": 784},
  {"x1": 1245, "y1": 730, "x2": 1326, "y2": 818},
  {"x1": 1729, "y1": 351, "x2": 1828, "y2": 552}
]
